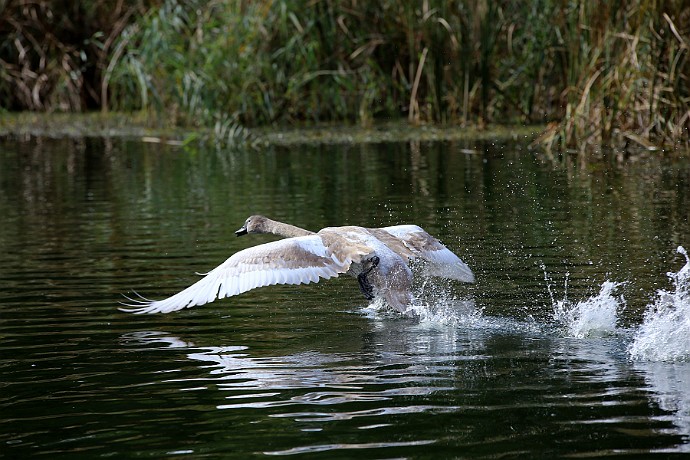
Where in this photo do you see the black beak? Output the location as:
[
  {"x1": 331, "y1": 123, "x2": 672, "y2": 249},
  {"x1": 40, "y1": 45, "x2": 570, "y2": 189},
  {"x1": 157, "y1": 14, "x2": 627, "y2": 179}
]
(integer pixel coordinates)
[{"x1": 235, "y1": 226, "x2": 248, "y2": 237}]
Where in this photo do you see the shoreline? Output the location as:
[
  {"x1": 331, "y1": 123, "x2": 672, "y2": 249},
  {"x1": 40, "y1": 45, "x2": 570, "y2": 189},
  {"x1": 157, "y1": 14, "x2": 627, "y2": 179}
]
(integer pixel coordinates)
[{"x1": 0, "y1": 112, "x2": 543, "y2": 147}]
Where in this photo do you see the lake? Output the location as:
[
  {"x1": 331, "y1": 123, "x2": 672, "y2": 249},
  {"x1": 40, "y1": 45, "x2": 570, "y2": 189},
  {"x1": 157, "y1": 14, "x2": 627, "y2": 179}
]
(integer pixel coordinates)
[{"x1": 1, "y1": 134, "x2": 690, "y2": 458}]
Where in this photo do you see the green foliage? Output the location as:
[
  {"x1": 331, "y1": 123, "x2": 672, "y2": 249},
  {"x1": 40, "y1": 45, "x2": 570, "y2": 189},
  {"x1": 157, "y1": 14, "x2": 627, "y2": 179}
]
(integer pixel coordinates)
[{"x1": 1, "y1": 0, "x2": 688, "y2": 150}]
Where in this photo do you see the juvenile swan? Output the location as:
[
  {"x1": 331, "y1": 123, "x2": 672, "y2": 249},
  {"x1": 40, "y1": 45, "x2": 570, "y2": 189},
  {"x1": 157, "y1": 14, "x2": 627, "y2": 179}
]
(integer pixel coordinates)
[{"x1": 121, "y1": 215, "x2": 474, "y2": 315}]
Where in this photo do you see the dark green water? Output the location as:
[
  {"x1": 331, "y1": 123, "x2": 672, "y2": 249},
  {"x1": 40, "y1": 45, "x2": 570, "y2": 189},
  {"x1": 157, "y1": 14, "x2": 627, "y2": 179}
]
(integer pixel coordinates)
[{"x1": 1, "y1": 136, "x2": 690, "y2": 458}]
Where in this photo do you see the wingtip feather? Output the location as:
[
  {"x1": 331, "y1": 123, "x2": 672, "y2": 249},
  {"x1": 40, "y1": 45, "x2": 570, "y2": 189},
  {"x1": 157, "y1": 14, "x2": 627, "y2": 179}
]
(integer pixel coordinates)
[{"x1": 118, "y1": 291, "x2": 163, "y2": 314}]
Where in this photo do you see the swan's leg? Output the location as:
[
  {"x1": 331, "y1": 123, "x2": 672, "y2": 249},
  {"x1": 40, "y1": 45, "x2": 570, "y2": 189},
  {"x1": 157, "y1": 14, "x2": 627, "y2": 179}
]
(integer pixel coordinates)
[
  {"x1": 357, "y1": 256, "x2": 380, "y2": 300},
  {"x1": 358, "y1": 275, "x2": 375, "y2": 300}
]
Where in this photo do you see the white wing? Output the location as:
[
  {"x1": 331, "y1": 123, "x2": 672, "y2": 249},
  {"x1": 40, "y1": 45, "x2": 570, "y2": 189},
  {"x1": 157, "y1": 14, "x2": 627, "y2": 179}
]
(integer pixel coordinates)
[
  {"x1": 120, "y1": 235, "x2": 352, "y2": 314},
  {"x1": 381, "y1": 225, "x2": 475, "y2": 283}
]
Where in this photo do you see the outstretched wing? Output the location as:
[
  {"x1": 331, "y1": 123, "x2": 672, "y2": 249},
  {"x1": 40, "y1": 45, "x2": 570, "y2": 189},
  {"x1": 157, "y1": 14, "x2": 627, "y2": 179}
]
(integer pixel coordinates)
[
  {"x1": 381, "y1": 225, "x2": 475, "y2": 283},
  {"x1": 120, "y1": 235, "x2": 352, "y2": 314}
]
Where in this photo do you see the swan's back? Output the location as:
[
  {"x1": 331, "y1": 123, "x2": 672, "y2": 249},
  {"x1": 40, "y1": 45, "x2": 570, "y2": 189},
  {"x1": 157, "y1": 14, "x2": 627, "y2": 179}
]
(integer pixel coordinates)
[{"x1": 380, "y1": 225, "x2": 475, "y2": 282}]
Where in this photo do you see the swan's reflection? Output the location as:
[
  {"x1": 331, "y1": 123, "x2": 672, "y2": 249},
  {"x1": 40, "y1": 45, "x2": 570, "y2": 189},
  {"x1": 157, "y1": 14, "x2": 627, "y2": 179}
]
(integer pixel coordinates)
[
  {"x1": 120, "y1": 301, "x2": 549, "y2": 422},
  {"x1": 120, "y1": 318, "x2": 690, "y2": 453},
  {"x1": 120, "y1": 318, "x2": 483, "y2": 416}
]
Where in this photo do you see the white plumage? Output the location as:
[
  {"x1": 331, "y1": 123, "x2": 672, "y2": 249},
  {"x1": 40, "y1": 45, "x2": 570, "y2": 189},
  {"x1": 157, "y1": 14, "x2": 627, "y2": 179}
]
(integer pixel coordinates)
[
  {"x1": 381, "y1": 224, "x2": 475, "y2": 282},
  {"x1": 120, "y1": 216, "x2": 474, "y2": 315}
]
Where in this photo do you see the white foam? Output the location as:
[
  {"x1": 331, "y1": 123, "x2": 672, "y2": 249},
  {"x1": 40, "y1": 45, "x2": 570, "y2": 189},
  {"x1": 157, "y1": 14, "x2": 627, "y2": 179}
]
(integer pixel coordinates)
[
  {"x1": 407, "y1": 297, "x2": 482, "y2": 326},
  {"x1": 407, "y1": 278, "x2": 483, "y2": 326},
  {"x1": 629, "y1": 246, "x2": 690, "y2": 362},
  {"x1": 360, "y1": 297, "x2": 395, "y2": 317},
  {"x1": 359, "y1": 279, "x2": 482, "y2": 326},
  {"x1": 551, "y1": 280, "x2": 625, "y2": 338}
]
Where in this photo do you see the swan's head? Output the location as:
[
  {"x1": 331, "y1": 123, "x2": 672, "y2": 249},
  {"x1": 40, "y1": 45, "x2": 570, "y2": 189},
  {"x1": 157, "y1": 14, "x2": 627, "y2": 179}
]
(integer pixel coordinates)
[{"x1": 235, "y1": 215, "x2": 269, "y2": 236}]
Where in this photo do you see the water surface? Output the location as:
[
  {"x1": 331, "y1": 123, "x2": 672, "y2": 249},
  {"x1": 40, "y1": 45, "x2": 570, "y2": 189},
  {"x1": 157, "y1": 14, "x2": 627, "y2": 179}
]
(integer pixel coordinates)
[{"x1": 2, "y1": 136, "x2": 690, "y2": 458}]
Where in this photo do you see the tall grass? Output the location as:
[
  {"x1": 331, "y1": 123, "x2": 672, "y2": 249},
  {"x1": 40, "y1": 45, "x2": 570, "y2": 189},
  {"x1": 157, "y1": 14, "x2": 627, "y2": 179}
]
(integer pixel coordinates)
[
  {"x1": 0, "y1": 0, "x2": 156, "y2": 111},
  {"x1": 105, "y1": 0, "x2": 534, "y2": 126},
  {"x1": 536, "y1": 0, "x2": 690, "y2": 151},
  {"x1": 1, "y1": 0, "x2": 688, "y2": 150}
]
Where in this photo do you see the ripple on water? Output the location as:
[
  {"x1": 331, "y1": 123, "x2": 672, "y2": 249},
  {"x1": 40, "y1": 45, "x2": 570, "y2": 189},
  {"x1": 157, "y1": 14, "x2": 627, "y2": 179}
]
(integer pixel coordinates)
[{"x1": 263, "y1": 439, "x2": 437, "y2": 456}]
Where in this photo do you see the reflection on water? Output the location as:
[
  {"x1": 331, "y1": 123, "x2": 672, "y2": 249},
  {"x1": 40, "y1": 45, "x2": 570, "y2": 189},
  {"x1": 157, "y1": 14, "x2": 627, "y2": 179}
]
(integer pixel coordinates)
[
  {"x1": 117, "y1": 317, "x2": 690, "y2": 457},
  {"x1": 2, "y1": 136, "x2": 690, "y2": 457},
  {"x1": 635, "y1": 361, "x2": 690, "y2": 449}
]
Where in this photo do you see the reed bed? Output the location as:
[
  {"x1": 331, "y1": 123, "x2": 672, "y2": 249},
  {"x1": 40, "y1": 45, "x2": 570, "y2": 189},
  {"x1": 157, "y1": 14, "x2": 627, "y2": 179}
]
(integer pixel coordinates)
[{"x1": 1, "y1": 0, "x2": 688, "y2": 150}]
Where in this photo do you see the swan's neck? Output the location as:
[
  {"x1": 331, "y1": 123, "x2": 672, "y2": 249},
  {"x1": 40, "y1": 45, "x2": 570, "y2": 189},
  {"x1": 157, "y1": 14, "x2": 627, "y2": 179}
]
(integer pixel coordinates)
[{"x1": 264, "y1": 219, "x2": 314, "y2": 238}]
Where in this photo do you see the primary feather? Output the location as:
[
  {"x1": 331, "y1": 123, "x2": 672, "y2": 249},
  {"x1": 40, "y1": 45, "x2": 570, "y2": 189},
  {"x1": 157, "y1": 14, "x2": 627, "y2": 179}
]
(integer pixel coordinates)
[{"x1": 120, "y1": 235, "x2": 349, "y2": 314}]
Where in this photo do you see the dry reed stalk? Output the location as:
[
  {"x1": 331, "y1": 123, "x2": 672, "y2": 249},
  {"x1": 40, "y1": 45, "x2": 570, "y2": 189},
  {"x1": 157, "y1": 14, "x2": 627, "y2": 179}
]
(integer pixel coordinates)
[{"x1": 408, "y1": 47, "x2": 429, "y2": 123}]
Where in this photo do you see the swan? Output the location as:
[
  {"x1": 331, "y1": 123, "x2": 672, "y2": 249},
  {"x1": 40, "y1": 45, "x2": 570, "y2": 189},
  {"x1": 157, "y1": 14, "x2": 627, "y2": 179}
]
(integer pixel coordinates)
[{"x1": 120, "y1": 215, "x2": 475, "y2": 315}]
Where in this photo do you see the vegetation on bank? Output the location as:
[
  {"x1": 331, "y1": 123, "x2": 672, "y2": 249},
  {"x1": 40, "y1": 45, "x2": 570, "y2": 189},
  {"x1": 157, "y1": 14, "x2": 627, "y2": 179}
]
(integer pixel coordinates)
[
  {"x1": 0, "y1": 112, "x2": 543, "y2": 148},
  {"x1": 1, "y1": 1, "x2": 688, "y2": 151}
]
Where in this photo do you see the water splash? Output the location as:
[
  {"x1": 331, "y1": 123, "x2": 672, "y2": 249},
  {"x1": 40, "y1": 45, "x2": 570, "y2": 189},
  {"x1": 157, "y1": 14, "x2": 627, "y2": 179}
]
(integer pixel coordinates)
[
  {"x1": 553, "y1": 281, "x2": 625, "y2": 338},
  {"x1": 361, "y1": 279, "x2": 482, "y2": 326},
  {"x1": 544, "y1": 266, "x2": 625, "y2": 338},
  {"x1": 409, "y1": 278, "x2": 483, "y2": 326},
  {"x1": 407, "y1": 296, "x2": 482, "y2": 326},
  {"x1": 629, "y1": 246, "x2": 690, "y2": 362}
]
